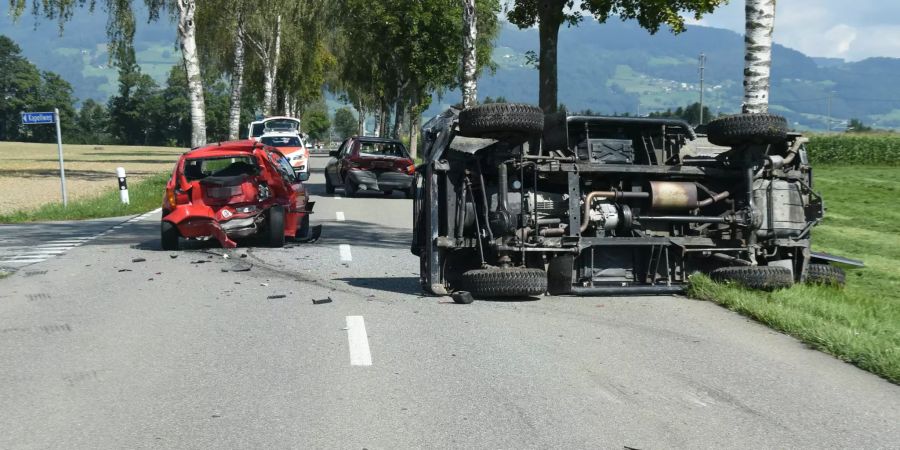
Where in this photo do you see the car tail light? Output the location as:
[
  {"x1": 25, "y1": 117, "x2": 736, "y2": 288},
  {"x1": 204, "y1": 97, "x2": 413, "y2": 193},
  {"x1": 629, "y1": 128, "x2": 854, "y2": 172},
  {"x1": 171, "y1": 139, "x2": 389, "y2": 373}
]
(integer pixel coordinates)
[
  {"x1": 348, "y1": 158, "x2": 366, "y2": 170},
  {"x1": 166, "y1": 188, "x2": 177, "y2": 209},
  {"x1": 406, "y1": 164, "x2": 416, "y2": 175},
  {"x1": 166, "y1": 187, "x2": 190, "y2": 208}
]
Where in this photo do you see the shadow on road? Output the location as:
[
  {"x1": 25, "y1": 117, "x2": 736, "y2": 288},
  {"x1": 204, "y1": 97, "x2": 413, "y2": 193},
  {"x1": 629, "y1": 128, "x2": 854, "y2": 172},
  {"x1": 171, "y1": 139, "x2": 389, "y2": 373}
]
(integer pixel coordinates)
[{"x1": 336, "y1": 276, "x2": 420, "y2": 295}]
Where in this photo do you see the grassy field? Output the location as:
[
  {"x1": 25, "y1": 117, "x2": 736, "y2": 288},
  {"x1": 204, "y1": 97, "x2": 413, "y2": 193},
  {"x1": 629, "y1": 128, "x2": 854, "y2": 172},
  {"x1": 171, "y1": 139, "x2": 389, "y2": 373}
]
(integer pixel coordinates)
[
  {"x1": 0, "y1": 141, "x2": 182, "y2": 216},
  {"x1": 0, "y1": 173, "x2": 170, "y2": 223},
  {"x1": 690, "y1": 165, "x2": 900, "y2": 384}
]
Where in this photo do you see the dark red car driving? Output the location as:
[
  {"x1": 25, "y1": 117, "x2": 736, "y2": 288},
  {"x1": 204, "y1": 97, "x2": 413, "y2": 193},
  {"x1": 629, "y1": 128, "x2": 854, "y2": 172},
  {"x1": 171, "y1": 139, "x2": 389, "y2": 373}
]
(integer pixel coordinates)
[
  {"x1": 324, "y1": 136, "x2": 416, "y2": 198},
  {"x1": 160, "y1": 140, "x2": 318, "y2": 250}
]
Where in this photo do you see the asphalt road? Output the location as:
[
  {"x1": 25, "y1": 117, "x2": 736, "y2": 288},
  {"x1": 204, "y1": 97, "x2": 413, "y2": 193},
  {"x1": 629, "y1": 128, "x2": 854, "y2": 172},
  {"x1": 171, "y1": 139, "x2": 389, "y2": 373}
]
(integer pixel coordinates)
[{"x1": 1, "y1": 155, "x2": 898, "y2": 449}]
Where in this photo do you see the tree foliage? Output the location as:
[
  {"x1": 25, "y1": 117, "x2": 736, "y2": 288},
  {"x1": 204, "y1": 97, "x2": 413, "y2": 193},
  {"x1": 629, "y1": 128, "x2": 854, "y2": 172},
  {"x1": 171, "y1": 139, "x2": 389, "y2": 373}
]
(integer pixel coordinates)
[
  {"x1": 647, "y1": 102, "x2": 716, "y2": 125},
  {"x1": 0, "y1": 35, "x2": 76, "y2": 142},
  {"x1": 332, "y1": 107, "x2": 357, "y2": 139}
]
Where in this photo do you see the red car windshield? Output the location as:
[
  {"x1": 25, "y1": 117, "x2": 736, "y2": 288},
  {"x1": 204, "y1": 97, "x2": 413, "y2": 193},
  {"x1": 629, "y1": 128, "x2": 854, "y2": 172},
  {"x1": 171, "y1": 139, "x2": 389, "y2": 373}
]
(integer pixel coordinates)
[{"x1": 183, "y1": 155, "x2": 258, "y2": 181}]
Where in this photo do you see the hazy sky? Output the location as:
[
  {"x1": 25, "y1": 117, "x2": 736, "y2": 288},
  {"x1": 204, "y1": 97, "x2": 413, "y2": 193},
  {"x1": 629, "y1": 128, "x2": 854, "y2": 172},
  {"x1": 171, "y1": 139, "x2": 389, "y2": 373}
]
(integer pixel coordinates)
[{"x1": 687, "y1": 0, "x2": 900, "y2": 61}]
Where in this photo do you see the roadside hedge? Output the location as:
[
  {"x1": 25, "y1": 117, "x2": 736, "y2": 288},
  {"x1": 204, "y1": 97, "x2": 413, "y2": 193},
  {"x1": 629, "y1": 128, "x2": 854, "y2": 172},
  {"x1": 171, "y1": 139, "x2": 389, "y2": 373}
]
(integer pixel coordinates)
[{"x1": 807, "y1": 134, "x2": 900, "y2": 165}]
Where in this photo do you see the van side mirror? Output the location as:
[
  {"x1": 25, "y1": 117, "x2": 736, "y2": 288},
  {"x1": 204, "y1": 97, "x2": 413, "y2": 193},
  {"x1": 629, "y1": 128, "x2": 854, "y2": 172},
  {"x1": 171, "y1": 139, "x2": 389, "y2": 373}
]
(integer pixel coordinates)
[
  {"x1": 298, "y1": 171, "x2": 310, "y2": 182},
  {"x1": 329, "y1": 150, "x2": 339, "y2": 157}
]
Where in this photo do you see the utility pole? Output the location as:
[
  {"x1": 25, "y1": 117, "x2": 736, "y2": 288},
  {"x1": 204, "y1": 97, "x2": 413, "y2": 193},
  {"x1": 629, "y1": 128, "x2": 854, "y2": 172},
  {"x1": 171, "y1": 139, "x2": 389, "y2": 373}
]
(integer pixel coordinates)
[
  {"x1": 698, "y1": 53, "x2": 706, "y2": 125},
  {"x1": 826, "y1": 91, "x2": 833, "y2": 133}
]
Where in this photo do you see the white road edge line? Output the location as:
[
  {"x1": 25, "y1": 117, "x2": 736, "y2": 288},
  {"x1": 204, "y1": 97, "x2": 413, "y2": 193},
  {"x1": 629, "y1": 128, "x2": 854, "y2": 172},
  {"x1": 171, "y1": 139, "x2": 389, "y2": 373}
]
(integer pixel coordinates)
[
  {"x1": 346, "y1": 316, "x2": 373, "y2": 366},
  {"x1": 339, "y1": 244, "x2": 352, "y2": 262},
  {"x1": 336, "y1": 211, "x2": 345, "y2": 221}
]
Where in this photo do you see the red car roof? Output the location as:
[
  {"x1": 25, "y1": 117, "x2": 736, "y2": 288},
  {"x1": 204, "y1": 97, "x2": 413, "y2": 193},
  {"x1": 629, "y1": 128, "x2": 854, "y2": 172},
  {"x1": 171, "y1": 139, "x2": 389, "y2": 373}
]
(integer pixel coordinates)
[{"x1": 184, "y1": 140, "x2": 265, "y2": 159}]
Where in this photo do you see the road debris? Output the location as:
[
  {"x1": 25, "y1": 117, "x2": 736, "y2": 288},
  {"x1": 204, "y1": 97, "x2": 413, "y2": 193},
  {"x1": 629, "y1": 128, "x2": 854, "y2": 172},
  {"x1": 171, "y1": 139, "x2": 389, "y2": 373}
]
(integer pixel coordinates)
[
  {"x1": 117, "y1": 269, "x2": 131, "y2": 272},
  {"x1": 221, "y1": 263, "x2": 252, "y2": 273},
  {"x1": 312, "y1": 297, "x2": 333, "y2": 305},
  {"x1": 190, "y1": 260, "x2": 210, "y2": 264},
  {"x1": 169, "y1": 254, "x2": 178, "y2": 259},
  {"x1": 451, "y1": 291, "x2": 474, "y2": 304},
  {"x1": 131, "y1": 257, "x2": 146, "y2": 263},
  {"x1": 267, "y1": 294, "x2": 287, "y2": 299}
]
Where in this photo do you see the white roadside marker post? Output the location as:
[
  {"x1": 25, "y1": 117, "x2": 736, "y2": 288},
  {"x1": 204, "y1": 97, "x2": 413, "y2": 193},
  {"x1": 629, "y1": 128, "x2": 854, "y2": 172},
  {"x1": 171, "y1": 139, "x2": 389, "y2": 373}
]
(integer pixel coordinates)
[{"x1": 116, "y1": 167, "x2": 129, "y2": 205}]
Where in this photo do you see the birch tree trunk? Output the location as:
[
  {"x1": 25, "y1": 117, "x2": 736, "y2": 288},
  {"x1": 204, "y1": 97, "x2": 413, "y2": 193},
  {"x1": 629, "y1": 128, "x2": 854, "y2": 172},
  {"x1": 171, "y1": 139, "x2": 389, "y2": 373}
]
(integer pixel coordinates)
[
  {"x1": 227, "y1": 24, "x2": 245, "y2": 140},
  {"x1": 743, "y1": 0, "x2": 776, "y2": 114},
  {"x1": 373, "y1": 107, "x2": 381, "y2": 137},
  {"x1": 262, "y1": 14, "x2": 282, "y2": 116},
  {"x1": 176, "y1": 0, "x2": 207, "y2": 147},
  {"x1": 461, "y1": 0, "x2": 478, "y2": 108},
  {"x1": 408, "y1": 108, "x2": 419, "y2": 160}
]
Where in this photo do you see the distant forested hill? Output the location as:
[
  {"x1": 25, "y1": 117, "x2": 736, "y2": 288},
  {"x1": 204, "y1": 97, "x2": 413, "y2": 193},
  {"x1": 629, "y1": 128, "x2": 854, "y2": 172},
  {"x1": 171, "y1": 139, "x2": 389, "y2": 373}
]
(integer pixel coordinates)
[{"x1": 4, "y1": 3, "x2": 900, "y2": 130}]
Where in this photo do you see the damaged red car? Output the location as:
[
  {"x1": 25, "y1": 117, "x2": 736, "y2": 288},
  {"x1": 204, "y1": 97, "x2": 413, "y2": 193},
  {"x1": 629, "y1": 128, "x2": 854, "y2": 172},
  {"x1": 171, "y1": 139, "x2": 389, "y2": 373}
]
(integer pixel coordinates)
[{"x1": 160, "y1": 140, "x2": 319, "y2": 250}]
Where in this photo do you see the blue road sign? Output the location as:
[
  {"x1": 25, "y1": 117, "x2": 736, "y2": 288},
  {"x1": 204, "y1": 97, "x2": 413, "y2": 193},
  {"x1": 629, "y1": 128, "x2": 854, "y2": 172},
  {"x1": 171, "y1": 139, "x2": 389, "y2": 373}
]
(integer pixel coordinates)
[{"x1": 22, "y1": 111, "x2": 56, "y2": 125}]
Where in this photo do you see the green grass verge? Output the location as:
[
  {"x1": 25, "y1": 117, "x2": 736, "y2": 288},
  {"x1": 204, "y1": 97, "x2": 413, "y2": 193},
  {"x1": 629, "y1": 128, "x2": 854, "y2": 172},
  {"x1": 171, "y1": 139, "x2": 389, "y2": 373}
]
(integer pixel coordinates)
[
  {"x1": 689, "y1": 165, "x2": 900, "y2": 384},
  {"x1": 0, "y1": 173, "x2": 168, "y2": 223}
]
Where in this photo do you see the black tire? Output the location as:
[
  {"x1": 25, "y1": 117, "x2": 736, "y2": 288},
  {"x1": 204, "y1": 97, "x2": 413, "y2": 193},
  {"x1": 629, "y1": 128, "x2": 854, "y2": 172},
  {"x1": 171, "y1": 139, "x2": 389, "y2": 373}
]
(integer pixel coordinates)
[
  {"x1": 266, "y1": 205, "x2": 285, "y2": 248},
  {"x1": 343, "y1": 177, "x2": 357, "y2": 197},
  {"x1": 458, "y1": 103, "x2": 544, "y2": 140},
  {"x1": 706, "y1": 113, "x2": 788, "y2": 147},
  {"x1": 405, "y1": 185, "x2": 416, "y2": 199},
  {"x1": 710, "y1": 266, "x2": 793, "y2": 291},
  {"x1": 803, "y1": 263, "x2": 846, "y2": 287},
  {"x1": 297, "y1": 214, "x2": 310, "y2": 240},
  {"x1": 461, "y1": 267, "x2": 547, "y2": 298},
  {"x1": 160, "y1": 221, "x2": 180, "y2": 251},
  {"x1": 325, "y1": 175, "x2": 335, "y2": 194}
]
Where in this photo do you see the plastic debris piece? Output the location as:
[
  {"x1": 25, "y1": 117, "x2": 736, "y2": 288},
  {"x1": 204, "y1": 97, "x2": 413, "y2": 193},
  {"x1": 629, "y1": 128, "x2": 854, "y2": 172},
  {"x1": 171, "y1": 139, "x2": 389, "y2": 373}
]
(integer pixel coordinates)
[
  {"x1": 267, "y1": 294, "x2": 287, "y2": 299},
  {"x1": 132, "y1": 257, "x2": 146, "y2": 263},
  {"x1": 312, "y1": 297, "x2": 333, "y2": 305},
  {"x1": 451, "y1": 291, "x2": 474, "y2": 304}
]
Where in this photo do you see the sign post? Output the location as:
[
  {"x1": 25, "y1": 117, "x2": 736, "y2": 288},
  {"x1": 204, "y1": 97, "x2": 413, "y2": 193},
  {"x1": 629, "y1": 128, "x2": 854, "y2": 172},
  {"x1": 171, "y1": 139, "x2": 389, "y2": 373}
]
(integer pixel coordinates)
[{"x1": 22, "y1": 110, "x2": 67, "y2": 207}]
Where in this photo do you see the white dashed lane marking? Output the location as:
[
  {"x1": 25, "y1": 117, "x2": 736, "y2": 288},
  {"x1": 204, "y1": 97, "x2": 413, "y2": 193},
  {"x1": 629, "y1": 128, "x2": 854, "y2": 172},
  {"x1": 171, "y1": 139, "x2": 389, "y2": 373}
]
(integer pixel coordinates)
[
  {"x1": 339, "y1": 244, "x2": 352, "y2": 262},
  {"x1": 346, "y1": 316, "x2": 373, "y2": 366},
  {"x1": 0, "y1": 208, "x2": 162, "y2": 268}
]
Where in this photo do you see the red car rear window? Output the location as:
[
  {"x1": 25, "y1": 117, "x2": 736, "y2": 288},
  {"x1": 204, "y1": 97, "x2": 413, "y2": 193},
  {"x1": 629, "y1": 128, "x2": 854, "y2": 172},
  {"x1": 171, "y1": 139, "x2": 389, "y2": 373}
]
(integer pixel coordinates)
[{"x1": 183, "y1": 156, "x2": 258, "y2": 181}]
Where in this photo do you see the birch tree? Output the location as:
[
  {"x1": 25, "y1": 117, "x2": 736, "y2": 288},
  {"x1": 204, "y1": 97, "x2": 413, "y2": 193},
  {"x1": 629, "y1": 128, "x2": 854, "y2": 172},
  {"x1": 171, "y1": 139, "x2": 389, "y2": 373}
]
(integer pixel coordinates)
[
  {"x1": 245, "y1": 12, "x2": 282, "y2": 116},
  {"x1": 742, "y1": 0, "x2": 776, "y2": 114},
  {"x1": 461, "y1": 0, "x2": 478, "y2": 108},
  {"x1": 227, "y1": 21, "x2": 246, "y2": 139},
  {"x1": 8, "y1": 0, "x2": 210, "y2": 147},
  {"x1": 175, "y1": 0, "x2": 206, "y2": 146}
]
